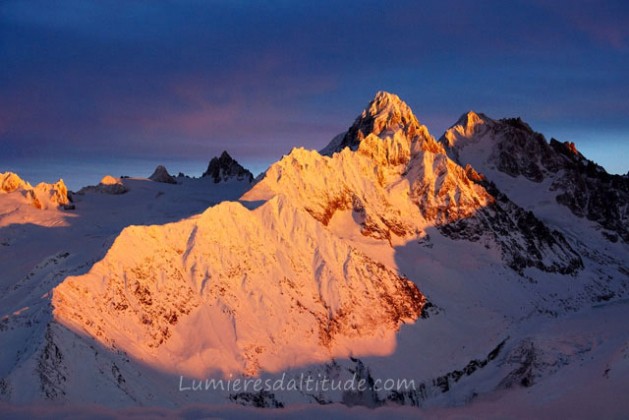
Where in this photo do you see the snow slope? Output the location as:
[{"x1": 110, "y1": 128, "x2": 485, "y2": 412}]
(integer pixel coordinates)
[
  {"x1": 54, "y1": 195, "x2": 424, "y2": 378},
  {"x1": 0, "y1": 175, "x2": 252, "y2": 404},
  {"x1": 440, "y1": 112, "x2": 629, "y2": 243}
]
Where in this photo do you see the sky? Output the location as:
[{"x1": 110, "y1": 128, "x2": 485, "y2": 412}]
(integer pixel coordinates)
[{"x1": 1, "y1": 0, "x2": 628, "y2": 188}]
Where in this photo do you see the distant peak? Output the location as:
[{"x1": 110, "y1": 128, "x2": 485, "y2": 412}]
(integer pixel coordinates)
[
  {"x1": 458, "y1": 110, "x2": 488, "y2": 125},
  {"x1": 440, "y1": 111, "x2": 494, "y2": 151},
  {"x1": 1, "y1": 171, "x2": 70, "y2": 209},
  {"x1": 100, "y1": 175, "x2": 122, "y2": 186},
  {"x1": 149, "y1": 165, "x2": 177, "y2": 184},
  {"x1": 203, "y1": 151, "x2": 253, "y2": 183},
  {"x1": 78, "y1": 175, "x2": 128, "y2": 194},
  {"x1": 451, "y1": 111, "x2": 493, "y2": 133}
]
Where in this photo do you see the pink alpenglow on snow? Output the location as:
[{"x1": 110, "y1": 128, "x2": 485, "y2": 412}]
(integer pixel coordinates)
[{"x1": 0, "y1": 171, "x2": 71, "y2": 210}]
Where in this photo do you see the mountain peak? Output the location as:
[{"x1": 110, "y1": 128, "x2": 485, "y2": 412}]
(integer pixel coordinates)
[
  {"x1": 149, "y1": 165, "x2": 177, "y2": 184},
  {"x1": 1, "y1": 171, "x2": 70, "y2": 209},
  {"x1": 373, "y1": 90, "x2": 400, "y2": 101},
  {"x1": 355, "y1": 91, "x2": 420, "y2": 139},
  {"x1": 369, "y1": 90, "x2": 412, "y2": 114},
  {"x1": 203, "y1": 151, "x2": 253, "y2": 183},
  {"x1": 321, "y1": 91, "x2": 439, "y2": 157},
  {"x1": 456, "y1": 111, "x2": 491, "y2": 129},
  {"x1": 1, "y1": 171, "x2": 30, "y2": 193},
  {"x1": 440, "y1": 111, "x2": 494, "y2": 151}
]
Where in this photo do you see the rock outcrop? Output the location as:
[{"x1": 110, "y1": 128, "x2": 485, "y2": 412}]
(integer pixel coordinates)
[
  {"x1": 149, "y1": 165, "x2": 177, "y2": 184},
  {"x1": 203, "y1": 151, "x2": 254, "y2": 183}
]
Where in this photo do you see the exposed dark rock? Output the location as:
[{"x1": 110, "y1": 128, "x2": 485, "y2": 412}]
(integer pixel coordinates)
[
  {"x1": 203, "y1": 151, "x2": 253, "y2": 183},
  {"x1": 498, "y1": 340, "x2": 538, "y2": 389},
  {"x1": 342, "y1": 357, "x2": 382, "y2": 408},
  {"x1": 440, "y1": 179, "x2": 583, "y2": 275},
  {"x1": 229, "y1": 390, "x2": 284, "y2": 408},
  {"x1": 432, "y1": 338, "x2": 508, "y2": 393},
  {"x1": 493, "y1": 122, "x2": 628, "y2": 242},
  {"x1": 443, "y1": 113, "x2": 629, "y2": 243},
  {"x1": 37, "y1": 325, "x2": 67, "y2": 400},
  {"x1": 384, "y1": 339, "x2": 508, "y2": 407},
  {"x1": 148, "y1": 165, "x2": 177, "y2": 184}
]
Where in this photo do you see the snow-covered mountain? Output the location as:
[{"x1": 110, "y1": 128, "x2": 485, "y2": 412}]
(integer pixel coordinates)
[
  {"x1": 441, "y1": 112, "x2": 629, "y2": 243},
  {"x1": 1, "y1": 172, "x2": 71, "y2": 210},
  {"x1": 54, "y1": 195, "x2": 424, "y2": 377},
  {"x1": 245, "y1": 92, "x2": 581, "y2": 274},
  {"x1": 1, "y1": 93, "x2": 628, "y2": 415}
]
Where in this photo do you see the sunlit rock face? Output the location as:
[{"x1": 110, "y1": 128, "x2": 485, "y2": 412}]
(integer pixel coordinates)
[
  {"x1": 321, "y1": 91, "x2": 442, "y2": 160},
  {"x1": 249, "y1": 92, "x2": 490, "y2": 237},
  {"x1": 1, "y1": 171, "x2": 70, "y2": 209},
  {"x1": 1, "y1": 172, "x2": 30, "y2": 193},
  {"x1": 246, "y1": 93, "x2": 580, "y2": 273}
]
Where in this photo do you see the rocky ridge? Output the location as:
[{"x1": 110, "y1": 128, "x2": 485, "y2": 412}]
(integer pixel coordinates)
[{"x1": 203, "y1": 151, "x2": 254, "y2": 183}]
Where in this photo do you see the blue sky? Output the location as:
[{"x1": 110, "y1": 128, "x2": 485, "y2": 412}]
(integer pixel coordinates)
[{"x1": 1, "y1": 0, "x2": 628, "y2": 181}]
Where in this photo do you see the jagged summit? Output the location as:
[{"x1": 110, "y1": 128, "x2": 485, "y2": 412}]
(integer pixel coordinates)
[
  {"x1": 458, "y1": 110, "x2": 488, "y2": 124},
  {"x1": 1, "y1": 172, "x2": 30, "y2": 193},
  {"x1": 203, "y1": 151, "x2": 253, "y2": 183},
  {"x1": 498, "y1": 116, "x2": 535, "y2": 133},
  {"x1": 440, "y1": 111, "x2": 494, "y2": 152},
  {"x1": 455, "y1": 111, "x2": 492, "y2": 133},
  {"x1": 149, "y1": 165, "x2": 177, "y2": 184},
  {"x1": 244, "y1": 96, "x2": 582, "y2": 273},
  {"x1": 441, "y1": 112, "x2": 590, "y2": 178},
  {"x1": 1, "y1": 171, "x2": 70, "y2": 209},
  {"x1": 361, "y1": 91, "x2": 420, "y2": 134},
  {"x1": 321, "y1": 91, "x2": 440, "y2": 157},
  {"x1": 549, "y1": 139, "x2": 584, "y2": 160},
  {"x1": 440, "y1": 112, "x2": 629, "y2": 242}
]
